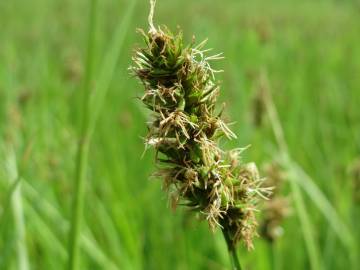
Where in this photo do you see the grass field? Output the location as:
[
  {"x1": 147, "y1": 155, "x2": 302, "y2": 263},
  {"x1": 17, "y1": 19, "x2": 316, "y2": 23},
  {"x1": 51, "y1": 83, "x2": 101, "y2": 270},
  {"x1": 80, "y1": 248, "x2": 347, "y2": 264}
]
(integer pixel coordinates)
[{"x1": 1, "y1": 0, "x2": 359, "y2": 269}]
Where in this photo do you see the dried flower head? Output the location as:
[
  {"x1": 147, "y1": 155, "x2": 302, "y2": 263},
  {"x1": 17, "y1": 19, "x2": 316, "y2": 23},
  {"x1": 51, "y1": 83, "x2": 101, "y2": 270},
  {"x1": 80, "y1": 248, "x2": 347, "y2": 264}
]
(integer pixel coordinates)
[
  {"x1": 131, "y1": 24, "x2": 270, "y2": 250},
  {"x1": 260, "y1": 162, "x2": 291, "y2": 243}
]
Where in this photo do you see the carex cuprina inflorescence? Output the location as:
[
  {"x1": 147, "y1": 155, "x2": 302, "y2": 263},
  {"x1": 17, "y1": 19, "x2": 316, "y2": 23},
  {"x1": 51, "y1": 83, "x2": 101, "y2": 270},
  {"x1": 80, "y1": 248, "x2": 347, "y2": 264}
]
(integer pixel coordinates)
[{"x1": 131, "y1": 3, "x2": 270, "y2": 251}]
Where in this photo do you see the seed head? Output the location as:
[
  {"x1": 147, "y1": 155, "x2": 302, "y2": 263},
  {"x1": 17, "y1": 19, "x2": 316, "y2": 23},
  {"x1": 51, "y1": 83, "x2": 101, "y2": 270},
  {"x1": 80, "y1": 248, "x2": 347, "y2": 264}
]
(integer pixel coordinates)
[
  {"x1": 260, "y1": 162, "x2": 291, "y2": 243},
  {"x1": 131, "y1": 26, "x2": 269, "y2": 250}
]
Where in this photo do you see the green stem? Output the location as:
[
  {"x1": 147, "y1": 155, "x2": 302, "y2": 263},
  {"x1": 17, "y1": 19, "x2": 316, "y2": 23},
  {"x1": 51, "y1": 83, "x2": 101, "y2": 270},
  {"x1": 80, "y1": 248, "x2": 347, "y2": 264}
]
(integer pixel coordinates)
[
  {"x1": 67, "y1": 0, "x2": 97, "y2": 269},
  {"x1": 222, "y1": 229, "x2": 242, "y2": 270},
  {"x1": 267, "y1": 242, "x2": 275, "y2": 270}
]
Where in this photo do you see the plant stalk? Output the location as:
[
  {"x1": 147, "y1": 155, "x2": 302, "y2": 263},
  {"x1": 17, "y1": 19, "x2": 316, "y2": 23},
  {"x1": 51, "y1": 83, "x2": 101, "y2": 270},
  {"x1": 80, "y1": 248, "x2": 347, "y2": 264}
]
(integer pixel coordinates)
[
  {"x1": 267, "y1": 242, "x2": 276, "y2": 270},
  {"x1": 222, "y1": 229, "x2": 242, "y2": 270},
  {"x1": 67, "y1": 0, "x2": 97, "y2": 269}
]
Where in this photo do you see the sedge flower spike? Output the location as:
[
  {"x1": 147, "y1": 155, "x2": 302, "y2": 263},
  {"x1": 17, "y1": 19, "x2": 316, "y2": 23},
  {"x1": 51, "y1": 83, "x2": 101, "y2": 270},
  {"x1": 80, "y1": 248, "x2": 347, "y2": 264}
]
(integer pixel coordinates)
[{"x1": 131, "y1": 25, "x2": 270, "y2": 250}]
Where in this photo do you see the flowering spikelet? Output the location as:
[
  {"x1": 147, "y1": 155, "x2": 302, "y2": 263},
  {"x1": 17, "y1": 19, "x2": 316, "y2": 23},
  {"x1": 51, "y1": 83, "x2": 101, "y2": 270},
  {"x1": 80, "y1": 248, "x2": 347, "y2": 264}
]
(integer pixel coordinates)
[{"x1": 131, "y1": 25, "x2": 270, "y2": 249}]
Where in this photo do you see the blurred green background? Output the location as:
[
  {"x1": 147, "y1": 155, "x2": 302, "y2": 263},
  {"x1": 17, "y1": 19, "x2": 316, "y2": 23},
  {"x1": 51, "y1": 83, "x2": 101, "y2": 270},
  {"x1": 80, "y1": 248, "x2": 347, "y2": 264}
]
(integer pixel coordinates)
[{"x1": 1, "y1": 0, "x2": 359, "y2": 269}]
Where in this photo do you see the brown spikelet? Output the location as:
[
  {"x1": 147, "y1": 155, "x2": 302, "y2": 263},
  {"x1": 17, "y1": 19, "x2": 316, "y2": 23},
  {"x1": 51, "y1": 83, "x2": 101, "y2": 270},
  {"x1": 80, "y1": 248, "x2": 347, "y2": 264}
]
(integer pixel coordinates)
[{"x1": 260, "y1": 162, "x2": 291, "y2": 243}]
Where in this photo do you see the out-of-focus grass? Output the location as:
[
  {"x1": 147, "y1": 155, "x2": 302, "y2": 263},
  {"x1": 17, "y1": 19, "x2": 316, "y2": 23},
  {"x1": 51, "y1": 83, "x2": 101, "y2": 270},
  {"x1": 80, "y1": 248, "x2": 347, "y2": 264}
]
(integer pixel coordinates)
[{"x1": 0, "y1": 0, "x2": 359, "y2": 269}]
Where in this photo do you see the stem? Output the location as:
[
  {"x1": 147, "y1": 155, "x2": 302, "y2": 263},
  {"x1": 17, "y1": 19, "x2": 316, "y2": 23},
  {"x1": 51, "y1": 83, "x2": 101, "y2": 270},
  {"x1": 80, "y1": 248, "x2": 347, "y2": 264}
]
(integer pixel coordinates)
[
  {"x1": 267, "y1": 242, "x2": 275, "y2": 270},
  {"x1": 222, "y1": 229, "x2": 242, "y2": 270},
  {"x1": 67, "y1": 0, "x2": 97, "y2": 269}
]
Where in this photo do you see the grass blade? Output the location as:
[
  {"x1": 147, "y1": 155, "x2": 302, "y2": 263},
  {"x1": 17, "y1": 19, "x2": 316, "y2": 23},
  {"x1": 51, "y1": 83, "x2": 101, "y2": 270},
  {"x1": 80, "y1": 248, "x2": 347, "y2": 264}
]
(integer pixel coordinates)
[
  {"x1": 0, "y1": 174, "x2": 21, "y2": 236},
  {"x1": 24, "y1": 181, "x2": 119, "y2": 270},
  {"x1": 25, "y1": 204, "x2": 68, "y2": 263},
  {"x1": 286, "y1": 160, "x2": 322, "y2": 270},
  {"x1": 5, "y1": 147, "x2": 29, "y2": 270},
  {"x1": 88, "y1": 0, "x2": 137, "y2": 136},
  {"x1": 260, "y1": 71, "x2": 322, "y2": 270},
  {"x1": 285, "y1": 160, "x2": 357, "y2": 265}
]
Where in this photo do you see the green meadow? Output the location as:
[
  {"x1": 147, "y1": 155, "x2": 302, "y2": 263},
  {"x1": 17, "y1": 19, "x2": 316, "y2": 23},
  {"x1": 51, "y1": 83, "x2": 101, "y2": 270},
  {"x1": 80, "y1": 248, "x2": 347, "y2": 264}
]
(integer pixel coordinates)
[{"x1": 0, "y1": 0, "x2": 359, "y2": 269}]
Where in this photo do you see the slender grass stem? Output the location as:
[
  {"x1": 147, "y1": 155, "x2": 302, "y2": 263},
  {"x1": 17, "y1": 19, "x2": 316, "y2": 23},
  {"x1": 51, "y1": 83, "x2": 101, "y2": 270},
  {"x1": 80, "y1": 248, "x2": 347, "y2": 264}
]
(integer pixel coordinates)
[
  {"x1": 67, "y1": 0, "x2": 97, "y2": 269},
  {"x1": 267, "y1": 242, "x2": 276, "y2": 270},
  {"x1": 222, "y1": 229, "x2": 242, "y2": 270},
  {"x1": 273, "y1": 244, "x2": 277, "y2": 270}
]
